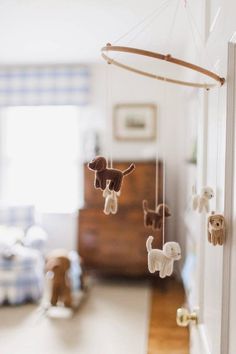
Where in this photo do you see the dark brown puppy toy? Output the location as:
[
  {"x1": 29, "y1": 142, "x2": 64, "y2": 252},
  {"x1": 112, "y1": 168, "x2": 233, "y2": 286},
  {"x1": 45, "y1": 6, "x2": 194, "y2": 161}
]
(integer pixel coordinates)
[
  {"x1": 88, "y1": 156, "x2": 135, "y2": 192},
  {"x1": 46, "y1": 250, "x2": 72, "y2": 308},
  {"x1": 143, "y1": 200, "x2": 171, "y2": 231}
]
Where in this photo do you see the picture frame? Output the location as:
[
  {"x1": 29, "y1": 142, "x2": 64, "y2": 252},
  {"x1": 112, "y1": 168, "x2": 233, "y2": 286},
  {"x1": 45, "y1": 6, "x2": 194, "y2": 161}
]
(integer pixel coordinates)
[{"x1": 113, "y1": 103, "x2": 157, "y2": 141}]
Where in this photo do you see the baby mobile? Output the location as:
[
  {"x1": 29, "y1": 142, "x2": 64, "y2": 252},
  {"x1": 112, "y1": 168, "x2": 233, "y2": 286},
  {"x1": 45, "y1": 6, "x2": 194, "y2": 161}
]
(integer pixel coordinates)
[{"x1": 88, "y1": 0, "x2": 225, "y2": 277}]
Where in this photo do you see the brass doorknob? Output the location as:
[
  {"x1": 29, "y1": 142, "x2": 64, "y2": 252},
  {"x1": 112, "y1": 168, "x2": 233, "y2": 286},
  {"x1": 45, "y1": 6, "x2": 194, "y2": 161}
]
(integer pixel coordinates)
[{"x1": 176, "y1": 308, "x2": 198, "y2": 327}]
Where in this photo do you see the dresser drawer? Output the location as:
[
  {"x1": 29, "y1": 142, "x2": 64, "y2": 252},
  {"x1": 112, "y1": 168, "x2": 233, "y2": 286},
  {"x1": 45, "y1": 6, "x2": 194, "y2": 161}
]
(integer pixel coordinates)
[{"x1": 78, "y1": 208, "x2": 162, "y2": 275}]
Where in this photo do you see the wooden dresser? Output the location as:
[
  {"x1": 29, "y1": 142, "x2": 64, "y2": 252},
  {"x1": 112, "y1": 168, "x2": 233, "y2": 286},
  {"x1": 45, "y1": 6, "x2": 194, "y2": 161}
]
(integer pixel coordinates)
[{"x1": 78, "y1": 161, "x2": 163, "y2": 276}]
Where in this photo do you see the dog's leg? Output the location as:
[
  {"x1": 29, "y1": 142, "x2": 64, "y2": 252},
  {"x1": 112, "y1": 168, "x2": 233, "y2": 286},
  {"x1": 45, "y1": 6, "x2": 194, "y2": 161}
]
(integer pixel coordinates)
[
  {"x1": 218, "y1": 231, "x2": 224, "y2": 246},
  {"x1": 159, "y1": 261, "x2": 169, "y2": 278},
  {"x1": 212, "y1": 232, "x2": 217, "y2": 246},
  {"x1": 208, "y1": 230, "x2": 212, "y2": 243},
  {"x1": 148, "y1": 253, "x2": 156, "y2": 273},
  {"x1": 104, "y1": 197, "x2": 111, "y2": 215},
  {"x1": 109, "y1": 180, "x2": 115, "y2": 190},
  {"x1": 95, "y1": 178, "x2": 100, "y2": 189},
  {"x1": 198, "y1": 198, "x2": 204, "y2": 213},
  {"x1": 114, "y1": 175, "x2": 122, "y2": 192},
  {"x1": 146, "y1": 215, "x2": 152, "y2": 227},
  {"x1": 205, "y1": 201, "x2": 209, "y2": 213},
  {"x1": 153, "y1": 217, "x2": 158, "y2": 230},
  {"x1": 111, "y1": 197, "x2": 118, "y2": 214},
  {"x1": 101, "y1": 178, "x2": 107, "y2": 190},
  {"x1": 166, "y1": 262, "x2": 173, "y2": 277}
]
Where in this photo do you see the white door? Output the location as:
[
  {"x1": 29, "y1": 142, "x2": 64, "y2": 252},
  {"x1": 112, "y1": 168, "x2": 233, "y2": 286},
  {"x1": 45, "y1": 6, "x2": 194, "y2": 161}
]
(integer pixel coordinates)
[{"x1": 178, "y1": 41, "x2": 236, "y2": 354}]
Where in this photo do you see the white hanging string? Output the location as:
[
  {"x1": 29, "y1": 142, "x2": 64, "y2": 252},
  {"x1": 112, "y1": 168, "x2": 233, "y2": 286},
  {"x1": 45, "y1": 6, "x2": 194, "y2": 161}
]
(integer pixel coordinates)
[
  {"x1": 105, "y1": 63, "x2": 110, "y2": 163},
  {"x1": 105, "y1": 61, "x2": 113, "y2": 169},
  {"x1": 215, "y1": 87, "x2": 221, "y2": 209},
  {"x1": 184, "y1": 2, "x2": 216, "y2": 73},
  {"x1": 165, "y1": 0, "x2": 181, "y2": 52},
  {"x1": 162, "y1": 157, "x2": 166, "y2": 247},
  {"x1": 162, "y1": 79, "x2": 167, "y2": 247},
  {"x1": 155, "y1": 143, "x2": 159, "y2": 209},
  {"x1": 107, "y1": 64, "x2": 113, "y2": 169},
  {"x1": 124, "y1": 0, "x2": 172, "y2": 48},
  {"x1": 113, "y1": 0, "x2": 173, "y2": 45}
]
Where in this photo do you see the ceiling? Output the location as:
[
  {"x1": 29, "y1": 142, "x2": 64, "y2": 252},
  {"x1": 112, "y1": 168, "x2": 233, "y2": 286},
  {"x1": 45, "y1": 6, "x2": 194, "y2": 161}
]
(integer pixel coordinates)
[{"x1": 0, "y1": 0, "x2": 202, "y2": 64}]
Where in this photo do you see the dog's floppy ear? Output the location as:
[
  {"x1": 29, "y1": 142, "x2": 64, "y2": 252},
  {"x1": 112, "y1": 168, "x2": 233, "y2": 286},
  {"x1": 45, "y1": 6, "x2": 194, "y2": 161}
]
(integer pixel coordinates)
[
  {"x1": 45, "y1": 258, "x2": 61, "y2": 272},
  {"x1": 164, "y1": 206, "x2": 171, "y2": 217},
  {"x1": 208, "y1": 216, "x2": 213, "y2": 225},
  {"x1": 96, "y1": 157, "x2": 107, "y2": 171},
  {"x1": 156, "y1": 204, "x2": 171, "y2": 217}
]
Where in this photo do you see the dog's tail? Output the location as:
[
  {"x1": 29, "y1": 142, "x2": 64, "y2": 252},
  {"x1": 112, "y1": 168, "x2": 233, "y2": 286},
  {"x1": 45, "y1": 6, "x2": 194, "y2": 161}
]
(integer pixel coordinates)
[
  {"x1": 143, "y1": 200, "x2": 148, "y2": 212},
  {"x1": 146, "y1": 236, "x2": 154, "y2": 253},
  {"x1": 122, "y1": 163, "x2": 135, "y2": 176}
]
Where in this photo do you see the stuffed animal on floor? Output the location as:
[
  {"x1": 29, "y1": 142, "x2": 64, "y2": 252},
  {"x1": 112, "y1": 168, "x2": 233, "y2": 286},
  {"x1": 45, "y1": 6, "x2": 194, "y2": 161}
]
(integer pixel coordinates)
[
  {"x1": 45, "y1": 249, "x2": 72, "y2": 308},
  {"x1": 207, "y1": 212, "x2": 226, "y2": 246},
  {"x1": 143, "y1": 200, "x2": 171, "y2": 230},
  {"x1": 88, "y1": 156, "x2": 135, "y2": 192},
  {"x1": 146, "y1": 236, "x2": 181, "y2": 278},
  {"x1": 103, "y1": 184, "x2": 120, "y2": 215},
  {"x1": 192, "y1": 185, "x2": 214, "y2": 213}
]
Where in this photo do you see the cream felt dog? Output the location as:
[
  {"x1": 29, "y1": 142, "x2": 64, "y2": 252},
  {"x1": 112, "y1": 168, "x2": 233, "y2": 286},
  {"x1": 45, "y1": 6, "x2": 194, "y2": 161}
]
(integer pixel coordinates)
[
  {"x1": 192, "y1": 185, "x2": 214, "y2": 213},
  {"x1": 207, "y1": 212, "x2": 226, "y2": 246},
  {"x1": 146, "y1": 236, "x2": 181, "y2": 278},
  {"x1": 103, "y1": 185, "x2": 120, "y2": 215}
]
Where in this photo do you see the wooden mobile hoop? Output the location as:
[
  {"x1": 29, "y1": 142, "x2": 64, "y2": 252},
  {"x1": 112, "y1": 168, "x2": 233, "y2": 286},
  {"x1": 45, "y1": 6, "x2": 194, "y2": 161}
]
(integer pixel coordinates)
[{"x1": 101, "y1": 43, "x2": 225, "y2": 89}]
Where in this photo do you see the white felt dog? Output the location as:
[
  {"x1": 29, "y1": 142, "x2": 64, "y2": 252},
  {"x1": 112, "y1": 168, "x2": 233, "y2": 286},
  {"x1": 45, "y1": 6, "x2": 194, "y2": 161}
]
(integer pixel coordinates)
[
  {"x1": 103, "y1": 185, "x2": 120, "y2": 215},
  {"x1": 146, "y1": 236, "x2": 181, "y2": 278},
  {"x1": 192, "y1": 185, "x2": 214, "y2": 213}
]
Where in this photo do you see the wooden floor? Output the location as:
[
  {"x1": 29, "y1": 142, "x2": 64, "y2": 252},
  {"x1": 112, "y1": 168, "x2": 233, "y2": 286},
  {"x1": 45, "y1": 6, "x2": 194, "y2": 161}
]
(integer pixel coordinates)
[{"x1": 148, "y1": 279, "x2": 189, "y2": 354}]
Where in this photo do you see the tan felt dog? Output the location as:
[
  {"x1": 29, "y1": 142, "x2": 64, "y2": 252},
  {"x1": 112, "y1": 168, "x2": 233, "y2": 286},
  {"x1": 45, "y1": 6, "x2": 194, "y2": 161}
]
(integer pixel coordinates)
[
  {"x1": 207, "y1": 212, "x2": 226, "y2": 246},
  {"x1": 146, "y1": 236, "x2": 181, "y2": 278},
  {"x1": 46, "y1": 249, "x2": 72, "y2": 308},
  {"x1": 143, "y1": 200, "x2": 171, "y2": 230},
  {"x1": 88, "y1": 156, "x2": 135, "y2": 192}
]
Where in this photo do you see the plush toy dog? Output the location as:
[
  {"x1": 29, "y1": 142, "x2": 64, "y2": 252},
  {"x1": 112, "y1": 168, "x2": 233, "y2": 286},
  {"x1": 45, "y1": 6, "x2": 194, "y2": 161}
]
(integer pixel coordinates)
[
  {"x1": 143, "y1": 200, "x2": 171, "y2": 230},
  {"x1": 192, "y1": 185, "x2": 214, "y2": 213},
  {"x1": 88, "y1": 156, "x2": 135, "y2": 192},
  {"x1": 46, "y1": 249, "x2": 72, "y2": 308},
  {"x1": 146, "y1": 236, "x2": 181, "y2": 278},
  {"x1": 103, "y1": 184, "x2": 120, "y2": 215},
  {"x1": 207, "y1": 212, "x2": 226, "y2": 246}
]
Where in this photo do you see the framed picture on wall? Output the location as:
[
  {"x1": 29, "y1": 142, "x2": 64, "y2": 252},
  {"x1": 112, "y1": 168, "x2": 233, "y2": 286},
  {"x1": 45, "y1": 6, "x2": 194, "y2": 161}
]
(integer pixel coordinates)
[{"x1": 113, "y1": 103, "x2": 157, "y2": 141}]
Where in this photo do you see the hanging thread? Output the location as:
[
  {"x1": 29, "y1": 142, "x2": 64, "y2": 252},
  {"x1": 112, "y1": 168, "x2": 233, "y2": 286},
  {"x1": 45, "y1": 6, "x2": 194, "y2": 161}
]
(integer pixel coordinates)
[
  {"x1": 113, "y1": 0, "x2": 172, "y2": 45},
  {"x1": 215, "y1": 87, "x2": 221, "y2": 209}
]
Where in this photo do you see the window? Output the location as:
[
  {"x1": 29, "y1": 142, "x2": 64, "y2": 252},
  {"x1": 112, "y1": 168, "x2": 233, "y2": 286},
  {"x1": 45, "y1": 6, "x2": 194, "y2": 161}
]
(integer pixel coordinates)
[{"x1": 0, "y1": 106, "x2": 80, "y2": 213}]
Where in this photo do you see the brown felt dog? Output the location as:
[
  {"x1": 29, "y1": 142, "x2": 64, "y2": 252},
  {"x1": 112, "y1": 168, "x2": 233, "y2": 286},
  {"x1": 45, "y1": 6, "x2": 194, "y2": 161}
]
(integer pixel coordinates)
[
  {"x1": 88, "y1": 156, "x2": 135, "y2": 192},
  {"x1": 143, "y1": 200, "x2": 171, "y2": 230},
  {"x1": 46, "y1": 250, "x2": 72, "y2": 308},
  {"x1": 207, "y1": 212, "x2": 225, "y2": 246}
]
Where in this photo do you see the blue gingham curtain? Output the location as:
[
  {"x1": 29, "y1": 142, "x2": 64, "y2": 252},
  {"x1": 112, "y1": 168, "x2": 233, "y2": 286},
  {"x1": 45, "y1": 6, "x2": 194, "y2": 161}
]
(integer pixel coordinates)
[{"x1": 0, "y1": 65, "x2": 90, "y2": 106}]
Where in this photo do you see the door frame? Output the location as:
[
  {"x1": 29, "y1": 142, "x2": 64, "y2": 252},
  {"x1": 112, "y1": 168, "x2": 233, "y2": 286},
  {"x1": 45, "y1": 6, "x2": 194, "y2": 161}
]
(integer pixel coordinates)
[{"x1": 220, "y1": 40, "x2": 236, "y2": 354}]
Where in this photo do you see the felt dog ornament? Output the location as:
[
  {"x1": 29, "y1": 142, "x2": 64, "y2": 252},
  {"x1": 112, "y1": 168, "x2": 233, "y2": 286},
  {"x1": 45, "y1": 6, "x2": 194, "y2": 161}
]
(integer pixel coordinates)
[
  {"x1": 207, "y1": 212, "x2": 226, "y2": 246},
  {"x1": 103, "y1": 184, "x2": 120, "y2": 215},
  {"x1": 146, "y1": 236, "x2": 181, "y2": 278},
  {"x1": 45, "y1": 249, "x2": 72, "y2": 308},
  {"x1": 143, "y1": 200, "x2": 171, "y2": 230},
  {"x1": 192, "y1": 185, "x2": 214, "y2": 213},
  {"x1": 88, "y1": 156, "x2": 135, "y2": 192}
]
